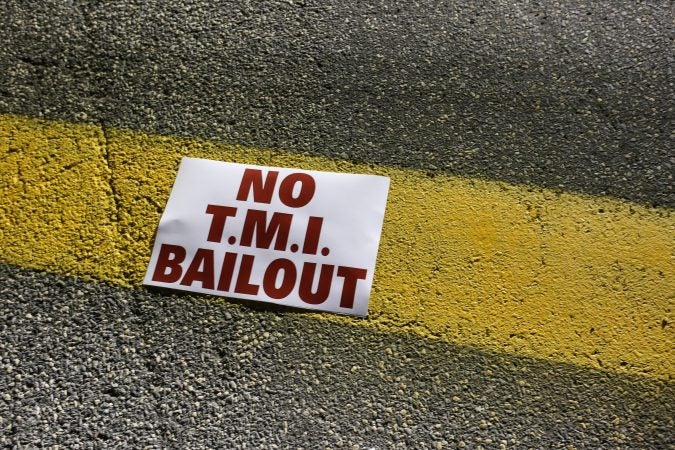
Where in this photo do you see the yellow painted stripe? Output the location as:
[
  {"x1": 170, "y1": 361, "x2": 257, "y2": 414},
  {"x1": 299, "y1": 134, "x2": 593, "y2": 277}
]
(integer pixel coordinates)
[{"x1": 1, "y1": 113, "x2": 673, "y2": 380}]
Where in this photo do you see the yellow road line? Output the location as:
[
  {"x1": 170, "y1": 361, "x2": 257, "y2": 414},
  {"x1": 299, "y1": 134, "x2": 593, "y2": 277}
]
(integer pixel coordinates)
[
  {"x1": 0, "y1": 116, "x2": 120, "y2": 280},
  {"x1": 1, "y1": 113, "x2": 673, "y2": 380}
]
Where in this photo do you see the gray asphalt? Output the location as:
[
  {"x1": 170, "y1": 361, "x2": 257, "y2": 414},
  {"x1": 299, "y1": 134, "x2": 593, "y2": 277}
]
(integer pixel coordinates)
[
  {"x1": 2, "y1": 1, "x2": 674, "y2": 448},
  {"x1": 1, "y1": 264, "x2": 673, "y2": 449},
  {"x1": 0, "y1": 0, "x2": 673, "y2": 206}
]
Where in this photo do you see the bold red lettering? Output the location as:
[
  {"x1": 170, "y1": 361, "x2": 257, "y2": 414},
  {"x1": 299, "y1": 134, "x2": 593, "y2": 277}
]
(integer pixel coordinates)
[
  {"x1": 205, "y1": 205, "x2": 238, "y2": 243},
  {"x1": 336, "y1": 266, "x2": 368, "y2": 309},
  {"x1": 234, "y1": 254, "x2": 259, "y2": 295},
  {"x1": 302, "y1": 216, "x2": 323, "y2": 254},
  {"x1": 236, "y1": 169, "x2": 278, "y2": 204},
  {"x1": 217, "y1": 252, "x2": 238, "y2": 292},
  {"x1": 262, "y1": 259, "x2": 297, "y2": 299},
  {"x1": 152, "y1": 244, "x2": 186, "y2": 283},
  {"x1": 180, "y1": 248, "x2": 215, "y2": 289},
  {"x1": 279, "y1": 173, "x2": 315, "y2": 207},
  {"x1": 298, "y1": 263, "x2": 334, "y2": 304},
  {"x1": 240, "y1": 209, "x2": 292, "y2": 251}
]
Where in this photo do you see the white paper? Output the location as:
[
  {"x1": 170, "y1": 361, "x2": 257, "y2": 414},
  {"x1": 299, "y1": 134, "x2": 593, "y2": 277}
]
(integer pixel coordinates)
[{"x1": 143, "y1": 157, "x2": 390, "y2": 316}]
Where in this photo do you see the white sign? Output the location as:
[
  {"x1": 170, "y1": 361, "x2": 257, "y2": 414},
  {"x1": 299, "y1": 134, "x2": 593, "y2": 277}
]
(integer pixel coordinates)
[{"x1": 143, "y1": 157, "x2": 390, "y2": 316}]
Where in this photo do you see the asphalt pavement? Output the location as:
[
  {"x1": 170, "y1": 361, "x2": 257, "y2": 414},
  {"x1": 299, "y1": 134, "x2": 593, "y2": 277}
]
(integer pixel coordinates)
[
  {"x1": 1, "y1": 1, "x2": 673, "y2": 448},
  {"x1": 1, "y1": 0, "x2": 672, "y2": 206},
  {"x1": 2, "y1": 265, "x2": 673, "y2": 448}
]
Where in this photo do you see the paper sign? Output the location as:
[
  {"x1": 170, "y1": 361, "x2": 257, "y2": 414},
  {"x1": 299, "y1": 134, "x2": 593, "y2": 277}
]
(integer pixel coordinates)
[{"x1": 143, "y1": 157, "x2": 390, "y2": 316}]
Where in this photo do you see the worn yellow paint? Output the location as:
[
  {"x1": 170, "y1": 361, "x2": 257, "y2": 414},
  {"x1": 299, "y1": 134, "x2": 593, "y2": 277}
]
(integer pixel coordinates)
[
  {"x1": 1, "y1": 113, "x2": 673, "y2": 380},
  {"x1": 0, "y1": 115, "x2": 121, "y2": 282}
]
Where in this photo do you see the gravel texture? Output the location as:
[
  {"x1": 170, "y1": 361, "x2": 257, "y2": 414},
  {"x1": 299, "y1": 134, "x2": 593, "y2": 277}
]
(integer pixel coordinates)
[
  {"x1": 1, "y1": 1, "x2": 674, "y2": 447},
  {"x1": 1, "y1": 264, "x2": 673, "y2": 448},
  {"x1": 0, "y1": 0, "x2": 673, "y2": 206}
]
